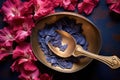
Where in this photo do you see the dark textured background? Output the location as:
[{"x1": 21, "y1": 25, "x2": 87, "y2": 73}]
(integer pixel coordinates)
[{"x1": 0, "y1": 0, "x2": 120, "y2": 80}]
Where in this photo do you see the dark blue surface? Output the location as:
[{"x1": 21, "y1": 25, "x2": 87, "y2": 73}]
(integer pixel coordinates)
[{"x1": 0, "y1": 0, "x2": 120, "y2": 80}]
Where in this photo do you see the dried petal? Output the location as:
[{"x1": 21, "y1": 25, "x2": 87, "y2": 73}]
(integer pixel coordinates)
[
  {"x1": 40, "y1": 73, "x2": 52, "y2": 80},
  {"x1": 13, "y1": 42, "x2": 37, "y2": 61},
  {"x1": 19, "y1": 69, "x2": 40, "y2": 80},
  {"x1": 1, "y1": 0, "x2": 33, "y2": 23},
  {"x1": 0, "y1": 27, "x2": 15, "y2": 48},
  {"x1": 78, "y1": 0, "x2": 99, "y2": 15},
  {"x1": 106, "y1": 0, "x2": 120, "y2": 14},
  {"x1": 33, "y1": 0, "x2": 55, "y2": 20},
  {"x1": 0, "y1": 47, "x2": 12, "y2": 62},
  {"x1": 109, "y1": 2, "x2": 120, "y2": 14}
]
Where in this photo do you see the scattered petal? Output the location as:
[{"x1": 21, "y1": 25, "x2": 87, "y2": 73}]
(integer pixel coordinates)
[{"x1": 78, "y1": 0, "x2": 99, "y2": 15}]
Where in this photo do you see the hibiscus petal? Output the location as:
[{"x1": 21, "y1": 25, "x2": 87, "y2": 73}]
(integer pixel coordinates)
[
  {"x1": 0, "y1": 27, "x2": 15, "y2": 48},
  {"x1": 109, "y1": 2, "x2": 120, "y2": 14},
  {"x1": 13, "y1": 42, "x2": 37, "y2": 61},
  {"x1": 15, "y1": 30, "x2": 30, "y2": 42},
  {"x1": 1, "y1": 0, "x2": 25, "y2": 22},
  {"x1": 19, "y1": 69, "x2": 40, "y2": 80},
  {"x1": 0, "y1": 53, "x2": 10, "y2": 61},
  {"x1": 106, "y1": 0, "x2": 119, "y2": 4},
  {"x1": 40, "y1": 73, "x2": 52, "y2": 80},
  {"x1": 23, "y1": 61, "x2": 37, "y2": 71},
  {"x1": 78, "y1": 0, "x2": 99, "y2": 15},
  {"x1": 33, "y1": 0, "x2": 55, "y2": 20}
]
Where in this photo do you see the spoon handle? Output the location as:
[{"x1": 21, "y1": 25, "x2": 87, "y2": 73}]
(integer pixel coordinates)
[{"x1": 75, "y1": 45, "x2": 120, "y2": 69}]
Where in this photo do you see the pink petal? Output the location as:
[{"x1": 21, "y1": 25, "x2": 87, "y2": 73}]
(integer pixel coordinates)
[
  {"x1": 33, "y1": 0, "x2": 55, "y2": 20},
  {"x1": 1, "y1": 0, "x2": 25, "y2": 22},
  {"x1": 78, "y1": 0, "x2": 99, "y2": 15},
  {"x1": 19, "y1": 69, "x2": 40, "y2": 80},
  {"x1": 0, "y1": 27, "x2": 15, "y2": 48},
  {"x1": 23, "y1": 61, "x2": 37, "y2": 71},
  {"x1": 0, "y1": 53, "x2": 10, "y2": 61},
  {"x1": 53, "y1": 0, "x2": 62, "y2": 7},
  {"x1": 11, "y1": 59, "x2": 20, "y2": 72},
  {"x1": 15, "y1": 30, "x2": 30, "y2": 42},
  {"x1": 62, "y1": 0, "x2": 71, "y2": 9},
  {"x1": 109, "y1": 2, "x2": 120, "y2": 14},
  {"x1": 11, "y1": 17, "x2": 34, "y2": 32},
  {"x1": 106, "y1": 0, "x2": 119, "y2": 4},
  {"x1": 67, "y1": 0, "x2": 77, "y2": 11},
  {"x1": 13, "y1": 42, "x2": 37, "y2": 61},
  {"x1": 40, "y1": 73, "x2": 52, "y2": 80}
]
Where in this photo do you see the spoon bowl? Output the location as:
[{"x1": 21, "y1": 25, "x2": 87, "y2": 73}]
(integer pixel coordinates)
[{"x1": 48, "y1": 30, "x2": 76, "y2": 58}]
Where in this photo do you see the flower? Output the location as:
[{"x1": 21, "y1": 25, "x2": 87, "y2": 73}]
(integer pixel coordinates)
[
  {"x1": 11, "y1": 42, "x2": 39, "y2": 79},
  {"x1": 40, "y1": 73, "x2": 52, "y2": 80},
  {"x1": 11, "y1": 42, "x2": 52, "y2": 80},
  {"x1": 0, "y1": 47, "x2": 13, "y2": 62},
  {"x1": 18, "y1": 69, "x2": 41, "y2": 80},
  {"x1": 62, "y1": 0, "x2": 77, "y2": 11},
  {"x1": 12, "y1": 42, "x2": 36, "y2": 61},
  {"x1": 0, "y1": 27, "x2": 15, "y2": 48},
  {"x1": 33, "y1": 0, "x2": 55, "y2": 20},
  {"x1": 1, "y1": 0, "x2": 33, "y2": 24},
  {"x1": 78, "y1": 0, "x2": 99, "y2": 15},
  {"x1": 106, "y1": 0, "x2": 120, "y2": 14},
  {"x1": 13, "y1": 17, "x2": 35, "y2": 42}
]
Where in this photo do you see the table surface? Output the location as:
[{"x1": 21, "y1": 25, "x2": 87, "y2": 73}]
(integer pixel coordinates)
[{"x1": 0, "y1": 0, "x2": 120, "y2": 80}]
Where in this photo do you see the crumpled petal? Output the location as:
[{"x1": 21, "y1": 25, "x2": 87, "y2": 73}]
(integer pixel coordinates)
[
  {"x1": 0, "y1": 27, "x2": 15, "y2": 48},
  {"x1": 106, "y1": 0, "x2": 120, "y2": 14},
  {"x1": 1, "y1": 0, "x2": 33, "y2": 23},
  {"x1": 15, "y1": 30, "x2": 30, "y2": 42},
  {"x1": 33, "y1": 0, "x2": 55, "y2": 20},
  {"x1": 106, "y1": 0, "x2": 119, "y2": 4},
  {"x1": 13, "y1": 42, "x2": 37, "y2": 61},
  {"x1": 78, "y1": 0, "x2": 99, "y2": 15},
  {"x1": 40, "y1": 73, "x2": 52, "y2": 80},
  {"x1": 0, "y1": 47, "x2": 12, "y2": 62},
  {"x1": 11, "y1": 17, "x2": 34, "y2": 32},
  {"x1": 11, "y1": 59, "x2": 37, "y2": 72},
  {"x1": 109, "y1": 2, "x2": 120, "y2": 14},
  {"x1": 13, "y1": 17, "x2": 34, "y2": 42},
  {"x1": 19, "y1": 69, "x2": 40, "y2": 80}
]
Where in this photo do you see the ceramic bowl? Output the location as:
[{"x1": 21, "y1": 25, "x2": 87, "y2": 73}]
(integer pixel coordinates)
[{"x1": 31, "y1": 12, "x2": 102, "y2": 73}]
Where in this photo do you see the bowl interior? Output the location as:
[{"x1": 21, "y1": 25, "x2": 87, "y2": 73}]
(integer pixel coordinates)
[{"x1": 31, "y1": 12, "x2": 101, "y2": 73}]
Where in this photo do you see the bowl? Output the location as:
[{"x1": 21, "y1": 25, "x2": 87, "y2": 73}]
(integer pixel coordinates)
[{"x1": 31, "y1": 12, "x2": 102, "y2": 73}]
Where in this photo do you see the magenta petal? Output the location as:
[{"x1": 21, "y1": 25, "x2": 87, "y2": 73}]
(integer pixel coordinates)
[
  {"x1": 15, "y1": 30, "x2": 30, "y2": 42},
  {"x1": 0, "y1": 53, "x2": 10, "y2": 61},
  {"x1": 62, "y1": 0, "x2": 71, "y2": 9},
  {"x1": 13, "y1": 42, "x2": 37, "y2": 61},
  {"x1": 83, "y1": 3, "x2": 95, "y2": 15},
  {"x1": 78, "y1": 0, "x2": 99, "y2": 15},
  {"x1": 106, "y1": 0, "x2": 119, "y2": 4},
  {"x1": 0, "y1": 27, "x2": 14, "y2": 48},
  {"x1": 33, "y1": 0, "x2": 54, "y2": 20},
  {"x1": 11, "y1": 59, "x2": 20, "y2": 72},
  {"x1": 109, "y1": 2, "x2": 120, "y2": 14},
  {"x1": 40, "y1": 73, "x2": 52, "y2": 80},
  {"x1": 19, "y1": 69, "x2": 40, "y2": 80},
  {"x1": 23, "y1": 61, "x2": 37, "y2": 71},
  {"x1": 18, "y1": 58, "x2": 28, "y2": 64},
  {"x1": 78, "y1": 2, "x2": 84, "y2": 14}
]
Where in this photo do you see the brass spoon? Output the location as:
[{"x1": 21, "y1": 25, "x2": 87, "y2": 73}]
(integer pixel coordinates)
[{"x1": 48, "y1": 30, "x2": 120, "y2": 69}]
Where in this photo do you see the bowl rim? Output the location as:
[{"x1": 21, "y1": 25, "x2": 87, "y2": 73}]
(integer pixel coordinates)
[{"x1": 31, "y1": 12, "x2": 102, "y2": 73}]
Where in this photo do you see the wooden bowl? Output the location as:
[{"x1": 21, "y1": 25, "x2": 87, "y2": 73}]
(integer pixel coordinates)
[{"x1": 31, "y1": 12, "x2": 102, "y2": 73}]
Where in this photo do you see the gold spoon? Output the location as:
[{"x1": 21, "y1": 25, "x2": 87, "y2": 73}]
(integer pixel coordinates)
[{"x1": 48, "y1": 30, "x2": 120, "y2": 69}]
